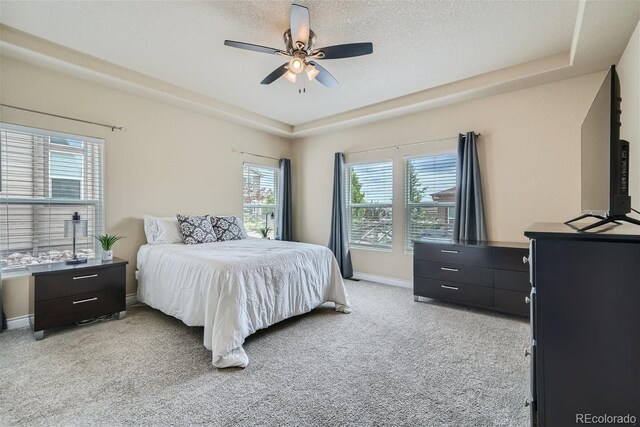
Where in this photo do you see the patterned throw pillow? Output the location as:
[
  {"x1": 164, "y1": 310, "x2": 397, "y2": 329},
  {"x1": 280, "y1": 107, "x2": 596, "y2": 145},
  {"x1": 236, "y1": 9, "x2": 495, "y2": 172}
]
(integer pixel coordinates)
[
  {"x1": 210, "y1": 216, "x2": 246, "y2": 241},
  {"x1": 176, "y1": 214, "x2": 217, "y2": 245}
]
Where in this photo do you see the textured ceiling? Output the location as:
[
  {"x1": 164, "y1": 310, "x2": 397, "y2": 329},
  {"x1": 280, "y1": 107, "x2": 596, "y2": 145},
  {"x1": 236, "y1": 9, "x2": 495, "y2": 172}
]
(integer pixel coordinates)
[{"x1": 0, "y1": 0, "x2": 625, "y2": 126}]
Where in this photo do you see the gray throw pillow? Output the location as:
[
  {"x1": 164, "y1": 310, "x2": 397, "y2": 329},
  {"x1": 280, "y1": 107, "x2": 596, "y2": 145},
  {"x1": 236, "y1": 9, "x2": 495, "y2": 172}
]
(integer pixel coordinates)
[
  {"x1": 210, "y1": 216, "x2": 246, "y2": 241},
  {"x1": 176, "y1": 214, "x2": 216, "y2": 244}
]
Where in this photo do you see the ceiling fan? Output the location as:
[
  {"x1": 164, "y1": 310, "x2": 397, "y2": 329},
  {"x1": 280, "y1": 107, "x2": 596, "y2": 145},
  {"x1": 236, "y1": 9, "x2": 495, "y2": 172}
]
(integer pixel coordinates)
[{"x1": 224, "y1": 3, "x2": 373, "y2": 88}]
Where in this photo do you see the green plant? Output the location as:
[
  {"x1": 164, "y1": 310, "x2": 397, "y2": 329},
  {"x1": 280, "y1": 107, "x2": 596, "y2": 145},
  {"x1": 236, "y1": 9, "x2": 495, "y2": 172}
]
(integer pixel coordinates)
[
  {"x1": 94, "y1": 234, "x2": 125, "y2": 251},
  {"x1": 258, "y1": 227, "x2": 271, "y2": 238}
]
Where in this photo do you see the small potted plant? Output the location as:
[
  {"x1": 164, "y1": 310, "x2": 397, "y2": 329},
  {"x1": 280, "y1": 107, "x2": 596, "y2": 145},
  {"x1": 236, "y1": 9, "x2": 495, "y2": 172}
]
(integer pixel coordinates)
[
  {"x1": 258, "y1": 227, "x2": 271, "y2": 239},
  {"x1": 94, "y1": 234, "x2": 125, "y2": 261}
]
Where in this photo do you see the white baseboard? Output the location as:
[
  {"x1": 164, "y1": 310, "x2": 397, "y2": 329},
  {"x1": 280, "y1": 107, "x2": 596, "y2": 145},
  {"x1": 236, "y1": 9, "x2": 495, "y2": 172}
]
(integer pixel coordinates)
[
  {"x1": 351, "y1": 272, "x2": 412, "y2": 289},
  {"x1": 6, "y1": 314, "x2": 30, "y2": 330},
  {"x1": 5, "y1": 293, "x2": 139, "y2": 331},
  {"x1": 126, "y1": 293, "x2": 138, "y2": 306}
]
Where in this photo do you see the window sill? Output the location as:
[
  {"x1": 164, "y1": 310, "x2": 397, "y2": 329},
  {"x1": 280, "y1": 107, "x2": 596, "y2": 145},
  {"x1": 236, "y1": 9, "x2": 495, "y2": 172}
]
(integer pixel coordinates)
[
  {"x1": 349, "y1": 246, "x2": 392, "y2": 253},
  {"x1": 1, "y1": 268, "x2": 30, "y2": 279}
]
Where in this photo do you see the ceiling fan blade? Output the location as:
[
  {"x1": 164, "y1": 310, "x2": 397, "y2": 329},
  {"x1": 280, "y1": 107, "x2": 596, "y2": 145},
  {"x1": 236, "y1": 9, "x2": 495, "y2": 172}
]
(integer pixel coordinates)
[
  {"x1": 224, "y1": 40, "x2": 281, "y2": 55},
  {"x1": 314, "y1": 42, "x2": 373, "y2": 59},
  {"x1": 260, "y1": 63, "x2": 289, "y2": 85},
  {"x1": 309, "y1": 61, "x2": 338, "y2": 88},
  {"x1": 290, "y1": 4, "x2": 310, "y2": 47}
]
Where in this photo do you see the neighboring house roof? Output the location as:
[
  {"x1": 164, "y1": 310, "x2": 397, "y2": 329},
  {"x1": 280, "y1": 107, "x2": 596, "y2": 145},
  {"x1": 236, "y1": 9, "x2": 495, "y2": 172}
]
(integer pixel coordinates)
[{"x1": 430, "y1": 186, "x2": 456, "y2": 202}]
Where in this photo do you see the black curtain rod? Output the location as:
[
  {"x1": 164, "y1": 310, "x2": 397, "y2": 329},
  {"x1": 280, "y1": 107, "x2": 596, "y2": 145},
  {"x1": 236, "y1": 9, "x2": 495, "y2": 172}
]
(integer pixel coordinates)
[
  {"x1": 0, "y1": 104, "x2": 124, "y2": 132},
  {"x1": 232, "y1": 149, "x2": 281, "y2": 161},
  {"x1": 345, "y1": 133, "x2": 481, "y2": 156}
]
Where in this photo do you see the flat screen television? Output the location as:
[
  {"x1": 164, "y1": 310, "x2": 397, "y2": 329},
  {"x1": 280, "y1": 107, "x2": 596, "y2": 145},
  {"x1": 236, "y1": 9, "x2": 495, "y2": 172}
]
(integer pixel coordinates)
[{"x1": 567, "y1": 64, "x2": 638, "y2": 231}]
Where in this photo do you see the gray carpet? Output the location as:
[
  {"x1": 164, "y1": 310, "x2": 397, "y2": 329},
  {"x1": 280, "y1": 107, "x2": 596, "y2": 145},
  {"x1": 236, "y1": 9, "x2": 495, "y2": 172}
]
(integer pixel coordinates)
[{"x1": 0, "y1": 280, "x2": 530, "y2": 427}]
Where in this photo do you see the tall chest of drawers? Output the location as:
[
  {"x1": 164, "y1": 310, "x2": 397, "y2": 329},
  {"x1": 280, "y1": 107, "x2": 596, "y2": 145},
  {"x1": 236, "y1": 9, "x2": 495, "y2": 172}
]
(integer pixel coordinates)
[{"x1": 413, "y1": 240, "x2": 530, "y2": 316}]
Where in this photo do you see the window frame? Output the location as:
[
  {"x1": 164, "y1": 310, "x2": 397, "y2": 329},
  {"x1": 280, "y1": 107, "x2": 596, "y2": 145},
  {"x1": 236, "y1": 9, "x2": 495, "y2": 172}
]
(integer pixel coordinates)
[
  {"x1": 345, "y1": 159, "x2": 394, "y2": 251},
  {"x1": 0, "y1": 122, "x2": 104, "y2": 275},
  {"x1": 242, "y1": 162, "x2": 279, "y2": 239},
  {"x1": 404, "y1": 152, "x2": 458, "y2": 252}
]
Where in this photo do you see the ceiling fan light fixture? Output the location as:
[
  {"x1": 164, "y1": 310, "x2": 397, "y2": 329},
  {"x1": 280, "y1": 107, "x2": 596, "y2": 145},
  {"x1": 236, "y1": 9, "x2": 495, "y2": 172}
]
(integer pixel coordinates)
[
  {"x1": 305, "y1": 64, "x2": 319, "y2": 81},
  {"x1": 288, "y1": 56, "x2": 305, "y2": 74},
  {"x1": 284, "y1": 70, "x2": 297, "y2": 83}
]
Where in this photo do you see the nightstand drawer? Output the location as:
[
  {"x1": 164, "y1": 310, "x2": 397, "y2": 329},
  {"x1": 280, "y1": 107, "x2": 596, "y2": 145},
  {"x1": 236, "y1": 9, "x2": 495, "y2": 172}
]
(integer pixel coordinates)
[
  {"x1": 33, "y1": 287, "x2": 125, "y2": 331},
  {"x1": 494, "y1": 269, "x2": 530, "y2": 293},
  {"x1": 494, "y1": 288, "x2": 529, "y2": 316},
  {"x1": 414, "y1": 277, "x2": 493, "y2": 307},
  {"x1": 414, "y1": 260, "x2": 493, "y2": 288},
  {"x1": 494, "y1": 247, "x2": 529, "y2": 272},
  {"x1": 414, "y1": 242, "x2": 493, "y2": 267},
  {"x1": 35, "y1": 265, "x2": 125, "y2": 301}
]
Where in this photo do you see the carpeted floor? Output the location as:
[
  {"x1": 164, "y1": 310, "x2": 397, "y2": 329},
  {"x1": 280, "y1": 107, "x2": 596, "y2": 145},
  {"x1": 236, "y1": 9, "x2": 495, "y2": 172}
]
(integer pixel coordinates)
[{"x1": 0, "y1": 280, "x2": 530, "y2": 427}]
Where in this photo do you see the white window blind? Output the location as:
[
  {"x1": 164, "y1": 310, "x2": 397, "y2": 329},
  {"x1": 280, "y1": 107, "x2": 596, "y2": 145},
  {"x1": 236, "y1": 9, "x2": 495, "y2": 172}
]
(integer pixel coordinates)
[
  {"x1": 345, "y1": 160, "x2": 393, "y2": 250},
  {"x1": 243, "y1": 163, "x2": 278, "y2": 239},
  {"x1": 0, "y1": 123, "x2": 104, "y2": 272},
  {"x1": 405, "y1": 153, "x2": 457, "y2": 249}
]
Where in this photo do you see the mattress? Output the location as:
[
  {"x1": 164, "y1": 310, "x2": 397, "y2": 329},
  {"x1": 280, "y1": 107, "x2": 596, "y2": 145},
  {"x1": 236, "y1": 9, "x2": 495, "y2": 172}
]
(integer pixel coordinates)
[{"x1": 136, "y1": 238, "x2": 351, "y2": 368}]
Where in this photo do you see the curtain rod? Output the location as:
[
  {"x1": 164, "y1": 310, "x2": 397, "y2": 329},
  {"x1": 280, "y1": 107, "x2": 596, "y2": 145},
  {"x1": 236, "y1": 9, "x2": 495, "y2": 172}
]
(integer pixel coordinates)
[
  {"x1": 345, "y1": 133, "x2": 481, "y2": 156},
  {"x1": 232, "y1": 149, "x2": 280, "y2": 161},
  {"x1": 0, "y1": 104, "x2": 125, "y2": 132}
]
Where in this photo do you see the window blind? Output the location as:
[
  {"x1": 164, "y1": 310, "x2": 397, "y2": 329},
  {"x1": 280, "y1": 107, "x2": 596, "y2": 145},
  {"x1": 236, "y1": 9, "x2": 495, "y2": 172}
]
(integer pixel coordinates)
[
  {"x1": 243, "y1": 163, "x2": 279, "y2": 239},
  {"x1": 405, "y1": 153, "x2": 457, "y2": 249},
  {"x1": 345, "y1": 160, "x2": 393, "y2": 250},
  {"x1": 0, "y1": 123, "x2": 104, "y2": 272}
]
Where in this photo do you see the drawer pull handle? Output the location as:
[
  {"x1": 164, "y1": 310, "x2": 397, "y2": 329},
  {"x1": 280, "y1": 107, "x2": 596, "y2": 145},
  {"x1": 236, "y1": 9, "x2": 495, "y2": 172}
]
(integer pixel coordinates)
[
  {"x1": 441, "y1": 267, "x2": 459, "y2": 272},
  {"x1": 440, "y1": 250, "x2": 459, "y2": 254},
  {"x1": 441, "y1": 285, "x2": 459, "y2": 291},
  {"x1": 72, "y1": 297, "x2": 98, "y2": 305},
  {"x1": 73, "y1": 274, "x2": 98, "y2": 280}
]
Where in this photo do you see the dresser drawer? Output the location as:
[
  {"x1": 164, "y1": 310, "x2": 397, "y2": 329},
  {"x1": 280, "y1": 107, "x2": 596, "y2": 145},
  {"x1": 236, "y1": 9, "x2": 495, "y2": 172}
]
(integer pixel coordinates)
[
  {"x1": 34, "y1": 265, "x2": 126, "y2": 301},
  {"x1": 494, "y1": 247, "x2": 529, "y2": 272},
  {"x1": 33, "y1": 287, "x2": 125, "y2": 331},
  {"x1": 414, "y1": 260, "x2": 493, "y2": 288},
  {"x1": 494, "y1": 269, "x2": 530, "y2": 293},
  {"x1": 494, "y1": 288, "x2": 529, "y2": 316},
  {"x1": 414, "y1": 242, "x2": 493, "y2": 267},
  {"x1": 414, "y1": 277, "x2": 493, "y2": 307}
]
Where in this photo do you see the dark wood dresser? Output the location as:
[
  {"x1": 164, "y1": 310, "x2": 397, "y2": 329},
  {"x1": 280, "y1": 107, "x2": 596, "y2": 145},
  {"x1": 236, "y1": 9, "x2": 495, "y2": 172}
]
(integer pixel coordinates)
[
  {"x1": 28, "y1": 257, "x2": 128, "y2": 340},
  {"x1": 413, "y1": 240, "x2": 530, "y2": 316},
  {"x1": 525, "y1": 223, "x2": 640, "y2": 427}
]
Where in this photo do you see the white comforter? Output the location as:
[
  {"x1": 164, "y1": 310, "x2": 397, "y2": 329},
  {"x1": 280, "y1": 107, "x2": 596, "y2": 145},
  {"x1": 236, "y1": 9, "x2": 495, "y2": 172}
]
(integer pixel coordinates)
[{"x1": 136, "y1": 238, "x2": 351, "y2": 368}]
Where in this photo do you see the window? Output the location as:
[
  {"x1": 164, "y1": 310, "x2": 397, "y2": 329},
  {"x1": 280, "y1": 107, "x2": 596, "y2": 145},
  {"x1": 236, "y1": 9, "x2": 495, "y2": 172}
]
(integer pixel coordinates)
[
  {"x1": 405, "y1": 153, "x2": 457, "y2": 249},
  {"x1": 243, "y1": 163, "x2": 278, "y2": 238},
  {"x1": 0, "y1": 123, "x2": 104, "y2": 272},
  {"x1": 345, "y1": 160, "x2": 393, "y2": 250}
]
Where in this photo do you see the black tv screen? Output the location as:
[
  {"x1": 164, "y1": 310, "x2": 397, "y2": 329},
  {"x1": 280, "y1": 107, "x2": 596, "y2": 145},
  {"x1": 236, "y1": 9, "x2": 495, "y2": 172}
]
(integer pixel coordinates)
[{"x1": 581, "y1": 65, "x2": 630, "y2": 216}]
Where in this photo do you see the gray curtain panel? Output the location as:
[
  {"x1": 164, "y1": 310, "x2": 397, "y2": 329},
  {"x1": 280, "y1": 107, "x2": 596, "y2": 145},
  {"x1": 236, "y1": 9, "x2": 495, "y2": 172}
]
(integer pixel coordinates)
[
  {"x1": 276, "y1": 158, "x2": 293, "y2": 241},
  {"x1": 1, "y1": 268, "x2": 6, "y2": 331},
  {"x1": 328, "y1": 153, "x2": 353, "y2": 278},
  {"x1": 454, "y1": 132, "x2": 488, "y2": 242}
]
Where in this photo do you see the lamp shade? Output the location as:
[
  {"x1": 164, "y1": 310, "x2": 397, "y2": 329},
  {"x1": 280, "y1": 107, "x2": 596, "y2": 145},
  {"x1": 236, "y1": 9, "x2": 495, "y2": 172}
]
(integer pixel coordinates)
[{"x1": 64, "y1": 218, "x2": 88, "y2": 238}]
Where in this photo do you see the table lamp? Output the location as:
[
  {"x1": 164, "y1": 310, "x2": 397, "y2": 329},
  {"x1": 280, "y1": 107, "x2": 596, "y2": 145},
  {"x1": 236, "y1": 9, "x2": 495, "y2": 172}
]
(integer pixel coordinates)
[{"x1": 64, "y1": 212, "x2": 88, "y2": 265}]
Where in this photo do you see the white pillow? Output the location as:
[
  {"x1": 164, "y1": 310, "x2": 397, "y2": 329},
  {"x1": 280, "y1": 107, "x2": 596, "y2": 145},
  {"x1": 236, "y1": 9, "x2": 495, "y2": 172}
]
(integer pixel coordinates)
[
  {"x1": 143, "y1": 215, "x2": 183, "y2": 244},
  {"x1": 156, "y1": 217, "x2": 183, "y2": 244},
  {"x1": 143, "y1": 215, "x2": 159, "y2": 244}
]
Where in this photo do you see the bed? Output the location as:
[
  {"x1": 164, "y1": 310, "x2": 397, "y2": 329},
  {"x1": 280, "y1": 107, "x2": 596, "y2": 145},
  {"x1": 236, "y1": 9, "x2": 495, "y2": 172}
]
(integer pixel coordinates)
[{"x1": 136, "y1": 238, "x2": 351, "y2": 368}]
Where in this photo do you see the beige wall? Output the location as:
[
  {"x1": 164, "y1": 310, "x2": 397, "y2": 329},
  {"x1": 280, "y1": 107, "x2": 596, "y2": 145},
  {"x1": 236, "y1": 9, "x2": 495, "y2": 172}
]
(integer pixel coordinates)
[
  {"x1": 1, "y1": 56, "x2": 291, "y2": 319},
  {"x1": 618, "y1": 19, "x2": 640, "y2": 211},
  {"x1": 292, "y1": 72, "x2": 605, "y2": 281}
]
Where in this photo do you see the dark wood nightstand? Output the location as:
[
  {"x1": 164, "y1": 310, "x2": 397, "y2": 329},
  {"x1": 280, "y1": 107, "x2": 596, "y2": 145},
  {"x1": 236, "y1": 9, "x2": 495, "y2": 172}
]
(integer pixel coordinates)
[{"x1": 28, "y1": 257, "x2": 128, "y2": 340}]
